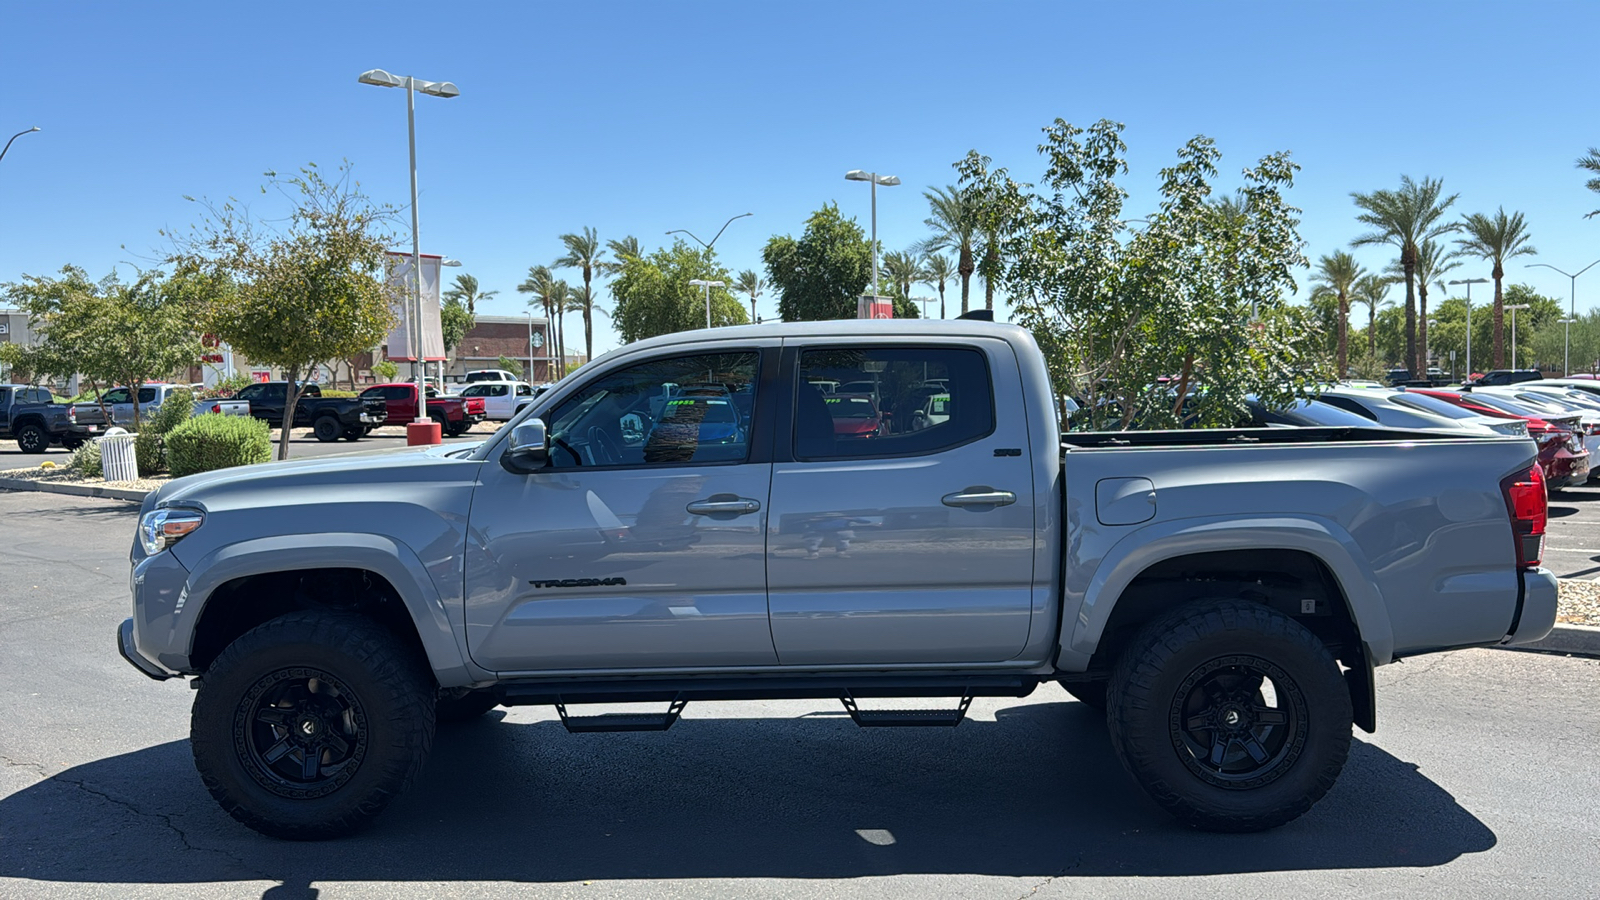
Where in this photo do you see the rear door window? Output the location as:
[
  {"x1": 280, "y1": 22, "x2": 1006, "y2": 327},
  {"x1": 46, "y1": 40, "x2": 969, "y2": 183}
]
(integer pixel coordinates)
[{"x1": 793, "y1": 346, "x2": 994, "y2": 460}]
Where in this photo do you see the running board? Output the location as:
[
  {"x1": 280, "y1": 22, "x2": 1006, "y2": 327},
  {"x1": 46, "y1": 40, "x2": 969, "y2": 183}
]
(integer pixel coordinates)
[
  {"x1": 840, "y1": 691, "x2": 973, "y2": 727},
  {"x1": 555, "y1": 697, "x2": 688, "y2": 733}
]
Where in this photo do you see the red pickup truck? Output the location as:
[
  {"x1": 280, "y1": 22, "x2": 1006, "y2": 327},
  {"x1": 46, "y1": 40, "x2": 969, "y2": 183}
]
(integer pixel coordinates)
[{"x1": 359, "y1": 383, "x2": 487, "y2": 437}]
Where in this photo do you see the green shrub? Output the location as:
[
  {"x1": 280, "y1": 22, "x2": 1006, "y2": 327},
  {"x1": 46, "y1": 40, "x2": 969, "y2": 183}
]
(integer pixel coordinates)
[
  {"x1": 129, "y1": 388, "x2": 195, "y2": 476},
  {"x1": 165, "y1": 414, "x2": 273, "y2": 478},
  {"x1": 135, "y1": 430, "x2": 164, "y2": 476},
  {"x1": 69, "y1": 440, "x2": 102, "y2": 477},
  {"x1": 150, "y1": 388, "x2": 194, "y2": 434},
  {"x1": 317, "y1": 389, "x2": 357, "y2": 398}
]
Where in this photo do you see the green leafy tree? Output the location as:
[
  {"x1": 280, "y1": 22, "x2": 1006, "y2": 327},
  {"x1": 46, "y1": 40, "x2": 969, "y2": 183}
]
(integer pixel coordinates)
[
  {"x1": 1351, "y1": 176, "x2": 1459, "y2": 375},
  {"x1": 922, "y1": 253, "x2": 955, "y2": 318},
  {"x1": 1455, "y1": 207, "x2": 1537, "y2": 368},
  {"x1": 1308, "y1": 250, "x2": 1365, "y2": 375},
  {"x1": 955, "y1": 118, "x2": 1327, "y2": 430},
  {"x1": 734, "y1": 269, "x2": 766, "y2": 322},
  {"x1": 611, "y1": 240, "x2": 746, "y2": 342},
  {"x1": 1, "y1": 265, "x2": 210, "y2": 425},
  {"x1": 372, "y1": 359, "x2": 398, "y2": 381},
  {"x1": 915, "y1": 186, "x2": 978, "y2": 314},
  {"x1": 440, "y1": 297, "x2": 474, "y2": 358},
  {"x1": 441, "y1": 273, "x2": 497, "y2": 315},
  {"x1": 170, "y1": 163, "x2": 397, "y2": 460},
  {"x1": 496, "y1": 354, "x2": 523, "y2": 379},
  {"x1": 553, "y1": 226, "x2": 605, "y2": 360},
  {"x1": 763, "y1": 203, "x2": 877, "y2": 322}
]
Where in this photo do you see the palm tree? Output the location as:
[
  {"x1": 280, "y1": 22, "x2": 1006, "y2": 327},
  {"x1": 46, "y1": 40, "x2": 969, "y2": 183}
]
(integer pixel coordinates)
[
  {"x1": 880, "y1": 250, "x2": 927, "y2": 306},
  {"x1": 1456, "y1": 207, "x2": 1537, "y2": 368},
  {"x1": 923, "y1": 253, "x2": 955, "y2": 318},
  {"x1": 441, "y1": 273, "x2": 497, "y2": 315},
  {"x1": 1578, "y1": 148, "x2": 1600, "y2": 218},
  {"x1": 1309, "y1": 251, "x2": 1365, "y2": 376},
  {"x1": 1351, "y1": 274, "x2": 1396, "y2": 359},
  {"x1": 565, "y1": 285, "x2": 593, "y2": 367},
  {"x1": 517, "y1": 265, "x2": 558, "y2": 379},
  {"x1": 1397, "y1": 240, "x2": 1460, "y2": 373},
  {"x1": 548, "y1": 279, "x2": 572, "y2": 376},
  {"x1": 599, "y1": 235, "x2": 642, "y2": 277},
  {"x1": 915, "y1": 186, "x2": 978, "y2": 315},
  {"x1": 1351, "y1": 176, "x2": 1460, "y2": 374},
  {"x1": 734, "y1": 269, "x2": 765, "y2": 322},
  {"x1": 552, "y1": 227, "x2": 605, "y2": 361}
]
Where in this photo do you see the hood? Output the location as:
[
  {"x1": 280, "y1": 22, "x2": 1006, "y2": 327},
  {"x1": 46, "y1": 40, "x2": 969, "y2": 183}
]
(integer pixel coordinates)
[{"x1": 153, "y1": 442, "x2": 483, "y2": 511}]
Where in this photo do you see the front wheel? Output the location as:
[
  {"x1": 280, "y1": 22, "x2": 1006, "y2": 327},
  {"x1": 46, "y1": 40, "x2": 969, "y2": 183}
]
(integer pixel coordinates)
[
  {"x1": 15, "y1": 423, "x2": 48, "y2": 454},
  {"x1": 312, "y1": 416, "x2": 342, "y2": 442},
  {"x1": 190, "y1": 611, "x2": 436, "y2": 840},
  {"x1": 1106, "y1": 599, "x2": 1351, "y2": 833}
]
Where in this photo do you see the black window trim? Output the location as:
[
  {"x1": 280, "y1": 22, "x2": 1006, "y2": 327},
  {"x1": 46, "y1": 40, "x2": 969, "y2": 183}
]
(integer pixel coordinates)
[
  {"x1": 777, "y1": 342, "x2": 998, "y2": 464},
  {"x1": 531, "y1": 346, "x2": 778, "y2": 473}
]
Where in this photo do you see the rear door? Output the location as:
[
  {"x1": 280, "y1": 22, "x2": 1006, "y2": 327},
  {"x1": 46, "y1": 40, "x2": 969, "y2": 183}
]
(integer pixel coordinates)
[{"x1": 764, "y1": 339, "x2": 1037, "y2": 665}]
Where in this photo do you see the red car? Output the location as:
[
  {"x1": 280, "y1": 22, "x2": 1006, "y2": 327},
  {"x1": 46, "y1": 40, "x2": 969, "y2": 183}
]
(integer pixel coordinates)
[
  {"x1": 1414, "y1": 389, "x2": 1591, "y2": 487},
  {"x1": 825, "y1": 393, "x2": 883, "y2": 439},
  {"x1": 360, "y1": 383, "x2": 487, "y2": 437}
]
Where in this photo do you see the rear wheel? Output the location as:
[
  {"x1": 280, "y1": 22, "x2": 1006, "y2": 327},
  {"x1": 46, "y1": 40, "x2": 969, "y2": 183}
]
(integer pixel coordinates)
[
  {"x1": 1106, "y1": 599, "x2": 1351, "y2": 833},
  {"x1": 15, "y1": 423, "x2": 48, "y2": 454},
  {"x1": 190, "y1": 611, "x2": 436, "y2": 840},
  {"x1": 312, "y1": 416, "x2": 342, "y2": 442}
]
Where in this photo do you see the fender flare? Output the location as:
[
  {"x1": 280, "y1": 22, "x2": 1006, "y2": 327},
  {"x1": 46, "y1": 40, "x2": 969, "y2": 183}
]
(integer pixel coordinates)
[
  {"x1": 1062, "y1": 514, "x2": 1395, "y2": 669},
  {"x1": 180, "y1": 532, "x2": 482, "y2": 688}
]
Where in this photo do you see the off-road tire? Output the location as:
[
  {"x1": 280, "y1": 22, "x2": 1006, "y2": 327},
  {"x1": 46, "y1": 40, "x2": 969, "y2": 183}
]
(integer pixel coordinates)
[
  {"x1": 436, "y1": 688, "x2": 500, "y2": 723},
  {"x1": 190, "y1": 611, "x2": 436, "y2": 840},
  {"x1": 15, "y1": 423, "x2": 49, "y2": 454},
  {"x1": 1106, "y1": 599, "x2": 1351, "y2": 833},
  {"x1": 312, "y1": 416, "x2": 342, "y2": 443},
  {"x1": 1062, "y1": 680, "x2": 1107, "y2": 712}
]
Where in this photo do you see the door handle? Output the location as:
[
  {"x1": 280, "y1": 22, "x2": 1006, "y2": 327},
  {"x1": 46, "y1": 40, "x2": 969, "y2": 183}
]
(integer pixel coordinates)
[
  {"x1": 686, "y1": 495, "x2": 762, "y2": 516},
  {"x1": 942, "y1": 487, "x2": 1017, "y2": 508}
]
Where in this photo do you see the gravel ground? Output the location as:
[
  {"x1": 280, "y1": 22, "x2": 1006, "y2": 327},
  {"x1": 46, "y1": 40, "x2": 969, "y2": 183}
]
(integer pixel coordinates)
[
  {"x1": 0, "y1": 462, "x2": 168, "y2": 493},
  {"x1": 1558, "y1": 579, "x2": 1600, "y2": 626}
]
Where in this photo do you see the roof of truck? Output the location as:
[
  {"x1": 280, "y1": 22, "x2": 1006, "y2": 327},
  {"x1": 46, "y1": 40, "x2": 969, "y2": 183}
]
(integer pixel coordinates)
[{"x1": 619, "y1": 317, "x2": 1025, "y2": 354}]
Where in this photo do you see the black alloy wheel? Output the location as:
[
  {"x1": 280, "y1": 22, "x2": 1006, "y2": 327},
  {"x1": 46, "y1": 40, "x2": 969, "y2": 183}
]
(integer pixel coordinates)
[
  {"x1": 1170, "y1": 656, "x2": 1305, "y2": 789},
  {"x1": 16, "y1": 423, "x2": 48, "y2": 454},
  {"x1": 242, "y1": 668, "x2": 367, "y2": 797},
  {"x1": 312, "y1": 416, "x2": 341, "y2": 442}
]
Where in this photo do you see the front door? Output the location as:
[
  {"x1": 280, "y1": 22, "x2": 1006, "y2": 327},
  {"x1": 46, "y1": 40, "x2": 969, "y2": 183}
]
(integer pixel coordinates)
[
  {"x1": 465, "y1": 348, "x2": 777, "y2": 672},
  {"x1": 765, "y1": 341, "x2": 1037, "y2": 665}
]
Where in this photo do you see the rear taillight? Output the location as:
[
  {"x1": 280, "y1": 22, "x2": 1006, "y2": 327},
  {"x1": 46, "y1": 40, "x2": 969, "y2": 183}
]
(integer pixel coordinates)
[
  {"x1": 1501, "y1": 464, "x2": 1547, "y2": 568},
  {"x1": 68, "y1": 406, "x2": 76, "y2": 423}
]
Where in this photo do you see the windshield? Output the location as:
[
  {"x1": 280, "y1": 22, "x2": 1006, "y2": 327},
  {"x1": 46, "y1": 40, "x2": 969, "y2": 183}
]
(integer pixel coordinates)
[
  {"x1": 1460, "y1": 393, "x2": 1543, "y2": 418},
  {"x1": 1275, "y1": 399, "x2": 1373, "y2": 427},
  {"x1": 1391, "y1": 393, "x2": 1481, "y2": 420}
]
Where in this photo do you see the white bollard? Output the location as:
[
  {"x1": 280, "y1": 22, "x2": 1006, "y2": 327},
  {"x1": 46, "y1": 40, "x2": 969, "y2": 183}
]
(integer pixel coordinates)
[{"x1": 100, "y1": 428, "x2": 139, "y2": 483}]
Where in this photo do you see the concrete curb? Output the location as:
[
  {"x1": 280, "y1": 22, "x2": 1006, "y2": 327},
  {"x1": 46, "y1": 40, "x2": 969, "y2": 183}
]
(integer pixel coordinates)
[
  {"x1": 1515, "y1": 623, "x2": 1600, "y2": 657},
  {"x1": 0, "y1": 476, "x2": 149, "y2": 503}
]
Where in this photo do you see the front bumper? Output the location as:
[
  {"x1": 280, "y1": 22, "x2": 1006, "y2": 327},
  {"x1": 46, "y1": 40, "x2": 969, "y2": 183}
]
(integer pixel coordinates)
[
  {"x1": 118, "y1": 618, "x2": 175, "y2": 680},
  {"x1": 1502, "y1": 567, "x2": 1559, "y2": 646}
]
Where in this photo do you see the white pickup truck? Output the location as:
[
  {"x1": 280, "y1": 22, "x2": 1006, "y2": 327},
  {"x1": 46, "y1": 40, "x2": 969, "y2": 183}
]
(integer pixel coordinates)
[
  {"x1": 455, "y1": 380, "x2": 543, "y2": 421},
  {"x1": 120, "y1": 318, "x2": 1557, "y2": 840}
]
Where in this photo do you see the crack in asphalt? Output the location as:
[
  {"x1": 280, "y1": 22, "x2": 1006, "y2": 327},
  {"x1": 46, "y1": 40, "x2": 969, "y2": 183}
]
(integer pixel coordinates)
[{"x1": 2, "y1": 751, "x2": 271, "y2": 881}]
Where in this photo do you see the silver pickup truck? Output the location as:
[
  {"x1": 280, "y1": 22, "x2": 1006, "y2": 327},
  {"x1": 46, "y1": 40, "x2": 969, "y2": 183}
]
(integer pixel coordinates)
[
  {"x1": 74, "y1": 383, "x2": 250, "y2": 428},
  {"x1": 119, "y1": 319, "x2": 1558, "y2": 840}
]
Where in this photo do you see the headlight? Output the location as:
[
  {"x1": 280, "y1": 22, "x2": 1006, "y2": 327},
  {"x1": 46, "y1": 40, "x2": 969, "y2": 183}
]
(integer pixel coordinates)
[{"x1": 140, "y1": 509, "x2": 204, "y2": 555}]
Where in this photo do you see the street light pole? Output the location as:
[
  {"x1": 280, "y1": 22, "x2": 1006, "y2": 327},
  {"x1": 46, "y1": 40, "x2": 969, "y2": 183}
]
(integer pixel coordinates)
[
  {"x1": 1448, "y1": 278, "x2": 1490, "y2": 380},
  {"x1": 845, "y1": 170, "x2": 901, "y2": 301},
  {"x1": 0, "y1": 126, "x2": 40, "y2": 165},
  {"x1": 1526, "y1": 260, "x2": 1600, "y2": 376},
  {"x1": 359, "y1": 68, "x2": 459, "y2": 420},
  {"x1": 1505, "y1": 303, "x2": 1531, "y2": 370},
  {"x1": 689, "y1": 279, "x2": 725, "y2": 329}
]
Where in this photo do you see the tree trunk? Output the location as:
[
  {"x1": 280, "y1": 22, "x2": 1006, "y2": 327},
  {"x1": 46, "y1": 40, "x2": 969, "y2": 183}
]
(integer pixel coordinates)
[
  {"x1": 1492, "y1": 264, "x2": 1506, "y2": 368},
  {"x1": 1368, "y1": 306, "x2": 1377, "y2": 357},
  {"x1": 1403, "y1": 249, "x2": 1418, "y2": 375},
  {"x1": 278, "y1": 366, "x2": 301, "y2": 461},
  {"x1": 1336, "y1": 290, "x2": 1348, "y2": 377},
  {"x1": 984, "y1": 244, "x2": 998, "y2": 311},
  {"x1": 958, "y1": 245, "x2": 974, "y2": 315},
  {"x1": 582, "y1": 266, "x2": 594, "y2": 362},
  {"x1": 938, "y1": 281, "x2": 947, "y2": 319},
  {"x1": 1418, "y1": 281, "x2": 1430, "y2": 376}
]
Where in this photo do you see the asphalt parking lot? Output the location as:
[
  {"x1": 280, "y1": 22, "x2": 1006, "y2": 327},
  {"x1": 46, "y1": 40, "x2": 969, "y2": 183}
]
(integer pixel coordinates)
[
  {"x1": 1, "y1": 491, "x2": 1597, "y2": 900},
  {"x1": 1542, "y1": 481, "x2": 1600, "y2": 579}
]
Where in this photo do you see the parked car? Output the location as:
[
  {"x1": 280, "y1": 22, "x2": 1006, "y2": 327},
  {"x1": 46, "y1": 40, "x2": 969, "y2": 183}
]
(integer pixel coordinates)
[
  {"x1": 1384, "y1": 368, "x2": 1411, "y2": 386},
  {"x1": 456, "y1": 381, "x2": 538, "y2": 422},
  {"x1": 909, "y1": 392, "x2": 951, "y2": 430},
  {"x1": 121, "y1": 319, "x2": 1557, "y2": 841},
  {"x1": 1315, "y1": 387, "x2": 1509, "y2": 435},
  {"x1": 73, "y1": 383, "x2": 250, "y2": 430},
  {"x1": 0, "y1": 384, "x2": 97, "y2": 453},
  {"x1": 1473, "y1": 386, "x2": 1600, "y2": 447},
  {"x1": 1415, "y1": 389, "x2": 1591, "y2": 487},
  {"x1": 359, "y1": 383, "x2": 486, "y2": 436},
  {"x1": 1239, "y1": 396, "x2": 1379, "y2": 428},
  {"x1": 463, "y1": 369, "x2": 521, "y2": 385},
  {"x1": 824, "y1": 392, "x2": 883, "y2": 439},
  {"x1": 233, "y1": 381, "x2": 388, "y2": 442},
  {"x1": 1471, "y1": 369, "x2": 1543, "y2": 386}
]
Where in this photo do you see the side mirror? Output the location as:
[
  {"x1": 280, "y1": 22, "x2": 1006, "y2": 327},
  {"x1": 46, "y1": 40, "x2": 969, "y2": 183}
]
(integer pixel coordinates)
[{"x1": 501, "y1": 419, "x2": 549, "y2": 474}]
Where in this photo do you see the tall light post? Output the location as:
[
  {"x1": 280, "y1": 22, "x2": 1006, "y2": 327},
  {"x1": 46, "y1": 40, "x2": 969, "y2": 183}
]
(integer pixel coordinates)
[
  {"x1": 689, "y1": 279, "x2": 725, "y2": 329},
  {"x1": 667, "y1": 212, "x2": 752, "y2": 253},
  {"x1": 845, "y1": 170, "x2": 900, "y2": 300},
  {"x1": 358, "y1": 68, "x2": 459, "y2": 419},
  {"x1": 1505, "y1": 303, "x2": 1530, "y2": 370},
  {"x1": 1526, "y1": 259, "x2": 1600, "y2": 376},
  {"x1": 0, "y1": 126, "x2": 40, "y2": 165},
  {"x1": 1448, "y1": 277, "x2": 1489, "y2": 379}
]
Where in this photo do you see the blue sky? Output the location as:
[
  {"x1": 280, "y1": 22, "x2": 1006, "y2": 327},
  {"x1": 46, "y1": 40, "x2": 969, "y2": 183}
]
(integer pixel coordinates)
[{"x1": 3, "y1": 1, "x2": 1599, "y2": 357}]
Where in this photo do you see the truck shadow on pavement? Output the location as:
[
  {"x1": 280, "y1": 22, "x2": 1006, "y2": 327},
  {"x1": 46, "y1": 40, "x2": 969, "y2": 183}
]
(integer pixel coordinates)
[{"x1": 0, "y1": 698, "x2": 1495, "y2": 892}]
